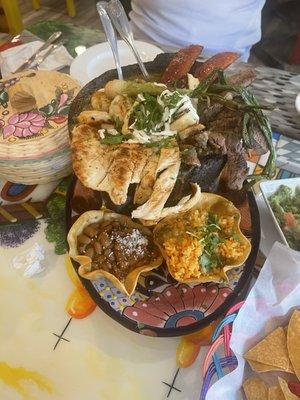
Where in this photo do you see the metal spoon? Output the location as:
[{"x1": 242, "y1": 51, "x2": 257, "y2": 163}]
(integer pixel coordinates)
[
  {"x1": 106, "y1": 0, "x2": 149, "y2": 80},
  {"x1": 96, "y1": 1, "x2": 123, "y2": 80}
]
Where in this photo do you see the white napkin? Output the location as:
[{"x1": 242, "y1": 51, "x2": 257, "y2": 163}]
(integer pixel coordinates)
[
  {"x1": 206, "y1": 242, "x2": 300, "y2": 400},
  {"x1": 0, "y1": 40, "x2": 73, "y2": 78},
  {"x1": 12, "y1": 242, "x2": 45, "y2": 277}
]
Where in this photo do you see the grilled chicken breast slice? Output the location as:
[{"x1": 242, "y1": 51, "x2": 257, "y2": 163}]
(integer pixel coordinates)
[
  {"x1": 71, "y1": 124, "x2": 116, "y2": 190},
  {"x1": 99, "y1": 144, "x2": 144, "y2": 205},
  {"x1": 134, "y1": 151, "x2": 160, "y2": 205},
  {"x1": 130, "y1": 147, "x2": 154, "y2": 184},
  {"x1": 77, "y1": 110, "x2": 111, "y2": 126},
  {"x1": 132, "y1": 145, "x2": 181, "y2": 220}
]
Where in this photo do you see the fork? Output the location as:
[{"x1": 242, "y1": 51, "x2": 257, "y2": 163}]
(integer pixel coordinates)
[
  {"x1": 14, "y1": 31, "x2": 62, "y2": 73},
  {"x1": 32, "y1": 40, "x2": 67, "y2": 70}
]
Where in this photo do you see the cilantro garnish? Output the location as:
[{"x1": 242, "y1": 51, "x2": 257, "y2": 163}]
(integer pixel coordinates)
[
  {"x1": 100, "y1": 133, "x2": 132, "y2": 145},
  {"x1": 161, "y1": 91, "x2": 182, "y2": 110},
  {"x1": 131, "y1": 90, "x2": 185, "y2": 133},
  {"x1": 195, "y1": 213, "x2": 222, "y2": 273},
  {"x1": 132, "y1": 93, "x2": 163, "y2": 132},
  {"x1": 232, "y1": 232, "x2": 241, "y2": 243},
  {"x1": 185, "y1": 213, "x2": 242, "y2": 274}
]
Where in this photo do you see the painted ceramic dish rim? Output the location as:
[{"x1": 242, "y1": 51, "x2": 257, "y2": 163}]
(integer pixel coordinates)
[{"x1": 260, "y1": 177, "x2": 300, "y2": 249}]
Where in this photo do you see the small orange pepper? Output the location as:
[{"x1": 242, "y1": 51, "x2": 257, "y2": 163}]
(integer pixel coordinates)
[
  {"x1": 184, "y1": 322, "x2": 217, "y2": 345},
  {"x1": 66, "y1": 288, "x2": 96, "y2": 319},
  {"x1": 176, "y1": 337, "x2": 201, "y2": 368},
  {"x1": 65, "y1": 256, "x2": 82, "y2": 289}
]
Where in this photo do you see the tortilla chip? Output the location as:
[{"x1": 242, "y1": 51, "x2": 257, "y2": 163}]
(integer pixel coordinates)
[
  {"x1": 243, "y1": 378, "x2": 268, "y2": 400},
  {"x1": 268, "y1": 386, "x2": 285, "y2": 400},
  {"x1": 278, "y1": 378, "x2": 298, "y2": 400},
  {"x1": 248, "y1": 360, "x2": 294, "y2": 374},
  {"x1": 287, "y1": 310, "x2": 300, "y2": 380},
  {"x1": 244, "y1": 327, "x2": 293, "y2": 372}
]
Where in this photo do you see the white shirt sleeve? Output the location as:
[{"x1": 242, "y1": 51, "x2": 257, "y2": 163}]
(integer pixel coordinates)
[{"x1": 130, "y1": 0, "x2": 266, "y2": 61}]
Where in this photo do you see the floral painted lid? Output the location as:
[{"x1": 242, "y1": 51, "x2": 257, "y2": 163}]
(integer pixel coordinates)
[{"x1": 0, "y1": 70, "x2": 80, "y2": 160}]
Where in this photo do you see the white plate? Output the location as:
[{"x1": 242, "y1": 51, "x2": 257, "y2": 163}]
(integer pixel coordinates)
[
  {"x1": 259, "y1": 177, "x2": 300, "y2": 253},
  {"x1": 70, "y1": 41, "x2": 163, "y2": 85}
]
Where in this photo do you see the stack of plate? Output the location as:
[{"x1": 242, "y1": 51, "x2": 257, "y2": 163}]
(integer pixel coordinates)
[{"x1": 0, "y1": 70, "x2": 80, "y2": 184}]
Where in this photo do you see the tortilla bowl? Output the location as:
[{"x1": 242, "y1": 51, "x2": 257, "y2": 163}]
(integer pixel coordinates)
[
  {"x1": 67, "y1": 209, "x2": 163, "y2": 296},
  {"x1": 153, "y1": 192, "x2": 251, "y2": 284}
]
